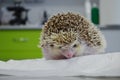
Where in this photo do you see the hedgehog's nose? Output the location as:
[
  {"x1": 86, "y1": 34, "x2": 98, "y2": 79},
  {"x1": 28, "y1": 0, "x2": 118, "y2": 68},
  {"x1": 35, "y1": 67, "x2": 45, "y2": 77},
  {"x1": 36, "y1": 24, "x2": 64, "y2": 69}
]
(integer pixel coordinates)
[
  {"x1": 66, "y1": 53, "x2": 73, "y2": 58},
  {"x1": 64, "y1": 51, "x2": 74, "y2": 59}
]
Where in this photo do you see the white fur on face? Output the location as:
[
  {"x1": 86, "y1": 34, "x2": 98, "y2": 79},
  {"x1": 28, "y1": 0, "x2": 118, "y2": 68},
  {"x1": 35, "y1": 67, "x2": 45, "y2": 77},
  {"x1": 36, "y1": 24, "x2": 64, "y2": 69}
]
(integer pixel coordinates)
[{"x1": 42, "y1": 40, "x2": 86, "y2": 60}]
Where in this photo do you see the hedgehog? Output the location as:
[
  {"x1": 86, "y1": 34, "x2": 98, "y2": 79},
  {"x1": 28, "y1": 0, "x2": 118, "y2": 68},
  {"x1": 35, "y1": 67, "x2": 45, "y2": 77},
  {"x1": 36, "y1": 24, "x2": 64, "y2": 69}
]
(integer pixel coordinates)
[{"x1": 39, "y1": 12, "x2": 106, "y2": 60}]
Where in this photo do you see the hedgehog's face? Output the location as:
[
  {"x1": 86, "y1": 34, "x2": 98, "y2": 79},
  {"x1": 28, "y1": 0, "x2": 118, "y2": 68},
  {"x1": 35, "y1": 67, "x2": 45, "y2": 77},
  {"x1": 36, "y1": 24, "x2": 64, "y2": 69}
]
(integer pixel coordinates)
[
  {"x1": 41, "y1": 31, "x2": 84, "y2": 59},
  {"x1": 46, "y1": 40, "x2": 82, "y2": 59}
]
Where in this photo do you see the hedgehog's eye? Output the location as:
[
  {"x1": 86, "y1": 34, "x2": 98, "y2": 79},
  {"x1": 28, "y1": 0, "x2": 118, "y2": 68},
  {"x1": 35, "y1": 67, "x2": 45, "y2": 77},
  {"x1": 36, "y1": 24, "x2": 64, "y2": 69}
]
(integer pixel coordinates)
[
  {"x1": 58, "y1": 46, "x2": 62, "y2": 49},
  {"x1": 49, "y1": 44, "x2": 54, "y2": 47},
  {"x1": 73, "y1": 44, "x2": 78, "y2": 48}
]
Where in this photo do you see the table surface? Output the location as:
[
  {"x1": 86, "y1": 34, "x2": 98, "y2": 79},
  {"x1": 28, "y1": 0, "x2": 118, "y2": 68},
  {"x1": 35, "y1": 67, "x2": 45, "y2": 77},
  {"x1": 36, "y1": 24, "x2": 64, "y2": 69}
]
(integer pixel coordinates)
[{"x1": 0, "y1": 75, "x2": 120, "y2": 80}]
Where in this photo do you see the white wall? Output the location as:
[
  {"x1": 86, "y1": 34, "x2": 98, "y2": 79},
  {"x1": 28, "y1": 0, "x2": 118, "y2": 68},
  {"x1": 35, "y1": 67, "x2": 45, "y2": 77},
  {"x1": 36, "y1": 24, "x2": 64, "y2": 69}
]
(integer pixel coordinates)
[
  {"x1": 25, "y1": 0, "x2": 85, "y2": 24},
  {"x1": 1, "y1": 0, "x2": 99, "y2": 25},
  {"x1": 27, "y1": 5, "x2": 85, "y2": 24},
  {"x1": 102, "y1": 30, "x2": 120, "y2": 52},
  {"x1": 100, "y1": 0, "x2": 120, "y2": 25}
]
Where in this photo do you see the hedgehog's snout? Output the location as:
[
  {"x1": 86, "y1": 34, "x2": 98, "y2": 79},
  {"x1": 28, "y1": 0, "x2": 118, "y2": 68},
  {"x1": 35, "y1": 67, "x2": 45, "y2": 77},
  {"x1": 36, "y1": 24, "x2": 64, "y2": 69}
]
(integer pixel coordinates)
[{"x1": 61, "y1": 49, "x2": 74, "y2": 59}]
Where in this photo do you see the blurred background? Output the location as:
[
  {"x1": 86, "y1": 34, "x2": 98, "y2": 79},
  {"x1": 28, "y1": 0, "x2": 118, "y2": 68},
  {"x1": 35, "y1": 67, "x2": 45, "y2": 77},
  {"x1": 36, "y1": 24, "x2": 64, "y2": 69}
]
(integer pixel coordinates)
[{"x1": 0, "y1": 0, "x2": 120, "y2": 61}]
